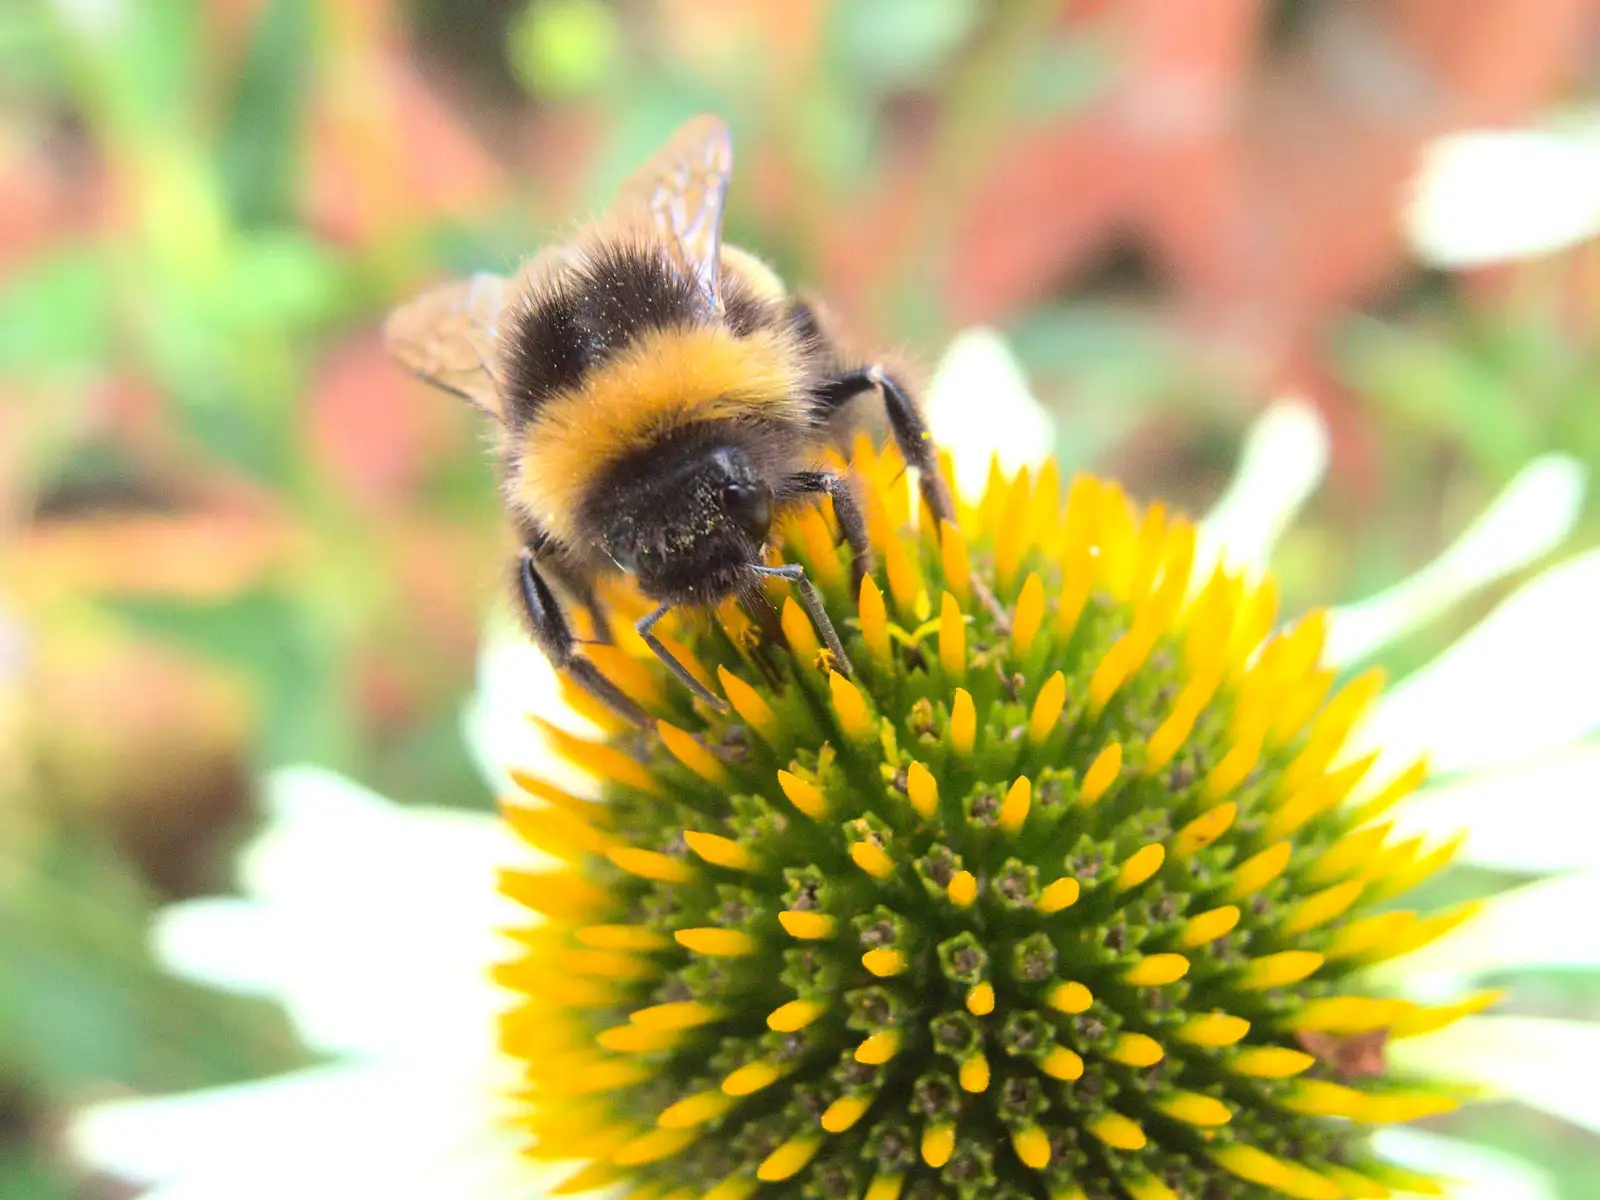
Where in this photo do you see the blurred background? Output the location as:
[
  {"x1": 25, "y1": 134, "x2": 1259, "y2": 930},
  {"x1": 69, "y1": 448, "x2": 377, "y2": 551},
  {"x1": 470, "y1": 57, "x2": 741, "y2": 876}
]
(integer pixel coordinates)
[{"x1": 3, "y1": 1, "x2": 1599, "y2": 1196}]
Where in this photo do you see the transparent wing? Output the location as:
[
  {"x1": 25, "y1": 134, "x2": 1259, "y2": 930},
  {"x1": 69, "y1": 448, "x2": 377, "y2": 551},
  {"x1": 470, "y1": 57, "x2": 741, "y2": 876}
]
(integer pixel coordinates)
[
  {"x1": 382, "y1": 248, "x2": 571, "y2": 419},
  {"x1": 614, "y1": 114, "x2": 733, "y2": 313}
]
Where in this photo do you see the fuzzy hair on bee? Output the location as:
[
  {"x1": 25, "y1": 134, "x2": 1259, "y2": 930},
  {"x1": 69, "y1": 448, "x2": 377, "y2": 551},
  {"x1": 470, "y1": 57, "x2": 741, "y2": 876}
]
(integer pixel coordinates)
[{"x1": 384, "y1": 114, "x2": 957, "y2": 726}]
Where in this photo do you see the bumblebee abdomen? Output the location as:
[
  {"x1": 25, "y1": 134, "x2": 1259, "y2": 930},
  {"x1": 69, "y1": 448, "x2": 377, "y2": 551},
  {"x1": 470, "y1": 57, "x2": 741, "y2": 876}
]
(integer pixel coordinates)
[{"x1": 505, "y1": 237, "x2": 812, "y2": 546}]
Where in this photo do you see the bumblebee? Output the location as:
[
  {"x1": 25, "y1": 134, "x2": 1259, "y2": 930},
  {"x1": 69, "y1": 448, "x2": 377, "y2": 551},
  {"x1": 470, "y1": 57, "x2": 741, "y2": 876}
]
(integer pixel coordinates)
[{"x1": 385, "y1": 115, "x2": 954, "y2": 726}]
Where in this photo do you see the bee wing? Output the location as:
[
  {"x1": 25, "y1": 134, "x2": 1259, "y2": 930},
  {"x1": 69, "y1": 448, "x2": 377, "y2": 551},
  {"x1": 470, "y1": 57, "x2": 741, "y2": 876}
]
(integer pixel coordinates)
[
  {"x1": 614, "y1": 114, "x2": 733, "y2": 313},
  {"x1": 382, "y1": 247, "x2": 572, "y2": 420}
]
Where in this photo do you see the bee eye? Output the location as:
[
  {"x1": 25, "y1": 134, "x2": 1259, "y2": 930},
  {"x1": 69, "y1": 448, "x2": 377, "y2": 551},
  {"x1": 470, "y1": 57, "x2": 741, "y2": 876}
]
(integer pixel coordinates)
[{"x1": 722, "y1": 480, "x2": 772, "y2": 543}]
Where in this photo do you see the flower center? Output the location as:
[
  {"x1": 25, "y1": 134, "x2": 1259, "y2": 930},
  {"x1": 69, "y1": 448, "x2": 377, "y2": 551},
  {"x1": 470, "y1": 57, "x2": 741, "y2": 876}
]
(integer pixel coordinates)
[{"x1": 496, "y1": 440, "x2": 1479, "y2": 1200}]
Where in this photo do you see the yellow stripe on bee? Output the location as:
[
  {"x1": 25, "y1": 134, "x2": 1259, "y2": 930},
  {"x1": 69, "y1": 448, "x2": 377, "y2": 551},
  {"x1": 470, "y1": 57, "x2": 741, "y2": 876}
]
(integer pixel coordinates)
[
  {"x1": 949, "y1": 688, "x2": 977, "y2": 755},
  {"x1": 1012, "y1": 572, "x2": 1046, "y2": 658},
  {"x1": 906, "y1": 761, "x2": 939, "y2": 818},
  {"x1": 1079, "y1": 741, "x2": 1122, "y2": 804},
  {"x1": 938, "y1": 591, "x2": 966, "y2": 677},
  {"x1": 829, "y1": 671, "x2": 874, "y2": 741},
  {"x1": 518, "y1": 324, "x2": 805, "y2": 546},
  {"x1": 998, "y1": 776, "x2": 1031, "y2": 833},
  {"x1": 675, "y1": 928, "x2": 757, "y2": 957},
  {"x1": 858, "y1": 575, "x2": 892, "y2": 669},
  {"x1": 776, "y1": 769, "x2": 828, "y2": 820},
  {"x1": 717, "y1": 666, "x2": 779, "y2": 744},
  {"x1": 940, "y1": 521, "x2": 971, "y2": 606}
]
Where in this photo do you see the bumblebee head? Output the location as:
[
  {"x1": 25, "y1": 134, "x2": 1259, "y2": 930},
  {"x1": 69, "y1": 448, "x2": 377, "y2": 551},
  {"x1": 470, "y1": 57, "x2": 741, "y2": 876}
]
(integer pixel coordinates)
[{"x1": 596, "y1": 441, "x2": 774, "y2": 603}]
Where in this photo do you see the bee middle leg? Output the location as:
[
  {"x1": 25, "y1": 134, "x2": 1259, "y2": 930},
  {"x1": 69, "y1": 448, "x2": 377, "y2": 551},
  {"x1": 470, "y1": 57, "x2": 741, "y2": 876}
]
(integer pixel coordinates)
[
  {"x1": 752, "y1": 563, "x2": 854, "y2": 676},
  {"x1": 518, "y1": 549, "x2": 649, "y2": 728},
  {"x1": 787, "y1": 470, "x2": 871, "y2": 591},
  {"x1": 636, "y1": 604, "x2": 730, "y2": 713}
]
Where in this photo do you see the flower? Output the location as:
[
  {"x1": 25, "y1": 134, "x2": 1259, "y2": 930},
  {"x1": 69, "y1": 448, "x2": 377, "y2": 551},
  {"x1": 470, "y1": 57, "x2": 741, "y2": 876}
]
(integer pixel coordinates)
[
  {"x1": 1404, "y1": 109, "x2": 1600, "y2": 267},
  {"x1": 71, "y1": 336, "x2": 1596, "y2": 1200}
]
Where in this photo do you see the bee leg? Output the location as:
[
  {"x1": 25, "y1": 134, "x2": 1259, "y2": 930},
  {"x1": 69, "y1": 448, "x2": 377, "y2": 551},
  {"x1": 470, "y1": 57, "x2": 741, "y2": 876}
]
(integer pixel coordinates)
[
  {"x1": 816, "y1": 367, "x2": 1011, "y2": 633},
  {"x1": 519, "y1": 550, "x2": 649, "y2": 728},
  {"x1": 814, "y1": 365, "x2": 956, "y2": 529},
  {"x1": 752, "y1": 563, "x2": 854, "y2": 676},
  {"x1": 787, "y1": 471, "x2": 872, "y2": 593},
  {"x1": 636, "y1": 603, "x2": 731, "y2": 713},
  {"x1": 527, "y1": 528, "x2": 612, "y2": 644}
]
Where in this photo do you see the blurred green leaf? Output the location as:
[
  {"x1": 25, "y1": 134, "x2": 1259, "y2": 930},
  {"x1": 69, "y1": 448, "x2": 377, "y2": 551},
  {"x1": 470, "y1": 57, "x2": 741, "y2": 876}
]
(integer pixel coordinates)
[
  {"x1": 220, "y1": 0, "x2": 314, "y2": 227},
  {"x1": 0, "y1": 250, "x2": 109, "y2": 372},
  {"x1": 507, "y1": 0, "x2": 620, "y2": 99},
  {"x1": 1007, "y1": 35, "x2": 1116, "y2": 121},
  {"x1": 828, "y1": 0, "x2": 980, "y2": 91}
]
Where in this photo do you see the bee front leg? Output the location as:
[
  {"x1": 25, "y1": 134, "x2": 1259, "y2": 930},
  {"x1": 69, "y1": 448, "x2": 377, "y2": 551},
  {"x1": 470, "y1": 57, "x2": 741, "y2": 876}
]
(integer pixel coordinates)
[
  {"x1": 787, "y1": 470, "x2": 871, "y2": 592},
  {"x1": 518, "y1": 549, "x2": 650, "y2": 728},
  {"x1": 636, "y1": 604, "x2": 730, "y2": 713},
  {"x1": 814, "y1": 365, "x2": 956, "y2": 529}
]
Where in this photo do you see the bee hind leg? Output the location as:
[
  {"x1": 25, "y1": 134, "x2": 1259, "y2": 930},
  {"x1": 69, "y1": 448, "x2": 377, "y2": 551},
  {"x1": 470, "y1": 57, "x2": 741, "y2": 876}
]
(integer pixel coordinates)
[
  {"x1": 518, "y1": 550, "x2": 650, "y2": 728},
  {"x1": 814, "y1": 365, "x2": 955, "y2": 529}
]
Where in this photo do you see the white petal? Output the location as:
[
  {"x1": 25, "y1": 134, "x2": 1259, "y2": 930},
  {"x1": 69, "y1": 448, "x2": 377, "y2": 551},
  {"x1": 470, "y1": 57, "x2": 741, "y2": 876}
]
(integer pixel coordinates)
[
  {"x1": 1326, "y1": 455, "x2": 1586, "y2": 666},
  {"x1": 924, "y1": 327, "x2": 1055, "y2": 501},
  {"x1": 1366, "y1": 869, "x2": 1600, "y2": 997},
  {"x1": 462, "y1": 622, "x2": 604, "y2": 799},
  {"x1": 1388, "y1": 1014, "x2": 1600, "y2": 1138},
  {"x1": 1351, "y1": 549, "x2": 1600, "y2": 779},
  {"x1": 162, "y1": 766, "x2": 527, "y2": 1059},
  {"x1": 1388, "y1": 743, "x2": 1600, "y2": 873},
  {"x1": 1371, "y1": 1128, "x2": 1558, "y2": 1200},
  {"x1": 71, "y1": 1062, "x2": 538, "y2": 1200},
  {"x1": 1196, "y1": 398, "x2": 1329, "y2": 581},
  {"x1": 1405, "y1": 125, "x2": 1600, "y2": 267}
]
